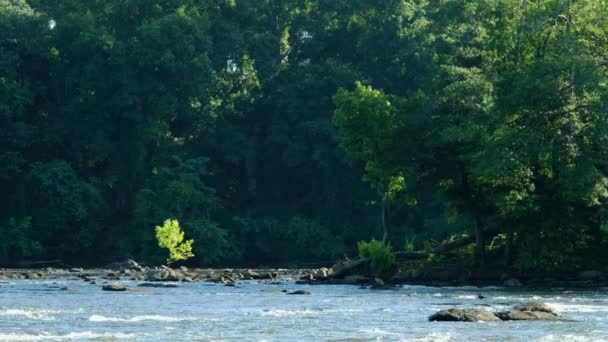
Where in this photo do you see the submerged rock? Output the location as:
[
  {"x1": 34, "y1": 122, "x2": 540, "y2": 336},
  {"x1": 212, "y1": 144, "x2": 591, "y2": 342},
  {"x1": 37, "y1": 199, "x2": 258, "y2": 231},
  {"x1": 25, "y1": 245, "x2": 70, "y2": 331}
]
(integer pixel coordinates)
[
  {"x1": 429, "y1": 308, "x2": 501, "y2": 322},
  {"x1": 102, "y1": 284, "x2": 127, "y2": 291},
  {"x1": 286, "y1": 290, "x2": 311, "y2": 295},
  {"x1": 137, "y1": 282, "x2": 180, "y2": 288}
]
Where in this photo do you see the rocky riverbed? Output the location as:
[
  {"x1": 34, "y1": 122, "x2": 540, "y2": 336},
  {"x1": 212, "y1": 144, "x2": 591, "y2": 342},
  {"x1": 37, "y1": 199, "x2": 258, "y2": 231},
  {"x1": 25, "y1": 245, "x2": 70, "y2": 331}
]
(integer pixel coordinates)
[
  {"x1": 2, "y1": 258, "x2": 608, "y2": 290},
  {"x1": 0, "y1": 260, "x2": 313, "y2": 288}
]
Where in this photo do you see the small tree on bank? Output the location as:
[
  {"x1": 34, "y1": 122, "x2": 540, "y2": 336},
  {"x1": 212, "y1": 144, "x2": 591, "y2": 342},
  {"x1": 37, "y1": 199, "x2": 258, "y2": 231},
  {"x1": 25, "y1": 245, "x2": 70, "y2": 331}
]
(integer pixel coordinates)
[{"x1": 155, "y1": 219, "x2": 194, "y2": 265}]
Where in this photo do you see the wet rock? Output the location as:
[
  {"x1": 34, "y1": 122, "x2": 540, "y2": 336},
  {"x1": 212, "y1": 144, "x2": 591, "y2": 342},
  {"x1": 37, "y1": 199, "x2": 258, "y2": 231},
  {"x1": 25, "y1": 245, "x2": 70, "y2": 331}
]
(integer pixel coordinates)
[
  {"x1": 137, "y1": 282, "x2": 180, "y2": 288},
  {"x1": 477, "y1": 294, "x2": 486, "y2": 299},
  {"x1": 496, "y1": 302, "x2": 564, "y2": 321},
  {"x1": 145, "y1": 268, "x2": 181, "y2": 282},
  {"x1": 106, "y1": 259, "x2": 145, "y2": 272},
  {"x1": 60, "y1": 287, "x2": 76, "y2": 292},
  {"x1": 429, "y1": 308, "x2": 501, "y2": 322},
  {"x1": 243, "y1": 270, "x2": 261, "y2": 280},
  {"x1": 25, "y1": 272, "x2": 39, "y2": 280},
  {"x1": 313, "y1": 267, "x2": 333, "y2": 279},
  {"x1": 286, "y1": 290, "x2": 311, "y2": 295},
  {"x1": 299, "y1": 273, "x2": 314, "y2": 282},
  {"x1": 105, "y1": 272, "x2": 121, "y2": 281},
  {"x1": 102, "y1": 284, "x2": 127, "y2": 291},
  {"x1": 370, "y1": 278, "x2": 392, "y2": 290}
]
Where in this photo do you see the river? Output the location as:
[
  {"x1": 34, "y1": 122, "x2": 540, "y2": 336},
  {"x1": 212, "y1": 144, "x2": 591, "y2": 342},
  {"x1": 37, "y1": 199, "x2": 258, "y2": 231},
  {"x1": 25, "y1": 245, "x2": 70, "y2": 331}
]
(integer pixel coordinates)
[{"x1": 1, "y1": 279, "x2": 607, "y2": 341}]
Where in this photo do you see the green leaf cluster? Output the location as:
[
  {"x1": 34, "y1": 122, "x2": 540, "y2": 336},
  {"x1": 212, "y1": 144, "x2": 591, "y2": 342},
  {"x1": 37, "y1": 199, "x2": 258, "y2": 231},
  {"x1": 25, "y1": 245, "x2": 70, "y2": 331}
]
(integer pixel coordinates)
[
  {"x1": 155, "y1": 219, "x2": 194, "y2": 265},
  {"x1": 357, "y1": 239, "x2": 396, "y2": 275}
]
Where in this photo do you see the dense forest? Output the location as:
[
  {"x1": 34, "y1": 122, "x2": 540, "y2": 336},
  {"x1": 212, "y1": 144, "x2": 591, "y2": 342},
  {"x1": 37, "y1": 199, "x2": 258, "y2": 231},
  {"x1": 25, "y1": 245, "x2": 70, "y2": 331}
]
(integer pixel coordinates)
[{"x1": 2, "y1": 0, "x2": 608, "y2": 271}]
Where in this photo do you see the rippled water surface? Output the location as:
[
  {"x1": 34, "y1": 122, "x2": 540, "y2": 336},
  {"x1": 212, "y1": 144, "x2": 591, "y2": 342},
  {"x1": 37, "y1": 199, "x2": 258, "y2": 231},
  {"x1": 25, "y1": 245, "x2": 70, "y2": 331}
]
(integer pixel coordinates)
[{"x1": 1, "y1": 280, "x2": 608, "y2": 341}]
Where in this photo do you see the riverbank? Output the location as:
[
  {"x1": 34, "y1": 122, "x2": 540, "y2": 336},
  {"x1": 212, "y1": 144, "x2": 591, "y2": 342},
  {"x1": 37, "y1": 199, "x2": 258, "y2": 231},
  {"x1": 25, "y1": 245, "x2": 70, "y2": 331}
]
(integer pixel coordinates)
[
  {"x1": 0, "y1": 262, "x2": 311, "y2": 287},
  {"x1": 2, "y1": 259, "x2": 608, "y2": 289}
]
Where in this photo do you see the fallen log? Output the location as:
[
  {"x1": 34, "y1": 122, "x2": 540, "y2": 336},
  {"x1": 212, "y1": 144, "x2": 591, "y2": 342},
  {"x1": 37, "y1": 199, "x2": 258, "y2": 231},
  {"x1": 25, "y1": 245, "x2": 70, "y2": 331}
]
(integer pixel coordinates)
[
  {"x1": 330, "y1": 235, "x2": 476, "y2": 277},
  {"x1": 395, "y1": 235, "x2": 476, "y2": 260},
  {"x1": 331, "y1": 258, "x2": 370, "y2": 278}
]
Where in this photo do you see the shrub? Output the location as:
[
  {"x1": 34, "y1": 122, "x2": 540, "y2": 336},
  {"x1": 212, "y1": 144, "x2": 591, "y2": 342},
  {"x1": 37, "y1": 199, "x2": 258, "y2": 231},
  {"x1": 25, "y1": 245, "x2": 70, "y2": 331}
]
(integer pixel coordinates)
[
  {"x1": 155, "y1": 219, "x2": 194, "y2": 265},
  {"x1": 357, "y1": 239, "x2": 396, "y2": 275}
]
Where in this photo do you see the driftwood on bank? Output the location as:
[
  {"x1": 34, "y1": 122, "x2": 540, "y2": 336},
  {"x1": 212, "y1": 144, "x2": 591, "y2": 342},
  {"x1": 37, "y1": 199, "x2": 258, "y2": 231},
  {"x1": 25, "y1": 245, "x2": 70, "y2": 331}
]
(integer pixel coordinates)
[
  {"x1": 331, "y1": 258, "x2": 370, "y2": 278},
  {"x1": 331, "y1": 235, "x2": 476, "y2": 278}
]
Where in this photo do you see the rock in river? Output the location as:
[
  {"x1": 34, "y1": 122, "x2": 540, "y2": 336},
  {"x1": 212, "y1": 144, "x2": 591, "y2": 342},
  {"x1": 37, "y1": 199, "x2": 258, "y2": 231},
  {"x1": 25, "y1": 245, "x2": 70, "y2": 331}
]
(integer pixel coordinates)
[
  {"x1": 429, "y1": 308, "x2": 501, "y2": 322},
  {"x1": 137, "y1": 282, "x2": 180, "y2": 288},
  {"x1": 430, "y1": 302, "x2": 566, "y2": 322},
  {"x1": 286, "y1": 290, "x2": 311, "y2": 295},
  {"x1": 496, "y1": 302, "x2": 564, "y2": 321},
  {"x1": 102, "y1": 284, "x2": 127, "y2": 291}
]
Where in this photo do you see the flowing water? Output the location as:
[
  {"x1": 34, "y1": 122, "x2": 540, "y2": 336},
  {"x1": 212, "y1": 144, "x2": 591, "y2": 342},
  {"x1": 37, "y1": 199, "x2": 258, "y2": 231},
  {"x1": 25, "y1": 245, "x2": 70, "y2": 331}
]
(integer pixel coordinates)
[{"x1": 1, "y1": 279, "x2": 608, "y2": 341}]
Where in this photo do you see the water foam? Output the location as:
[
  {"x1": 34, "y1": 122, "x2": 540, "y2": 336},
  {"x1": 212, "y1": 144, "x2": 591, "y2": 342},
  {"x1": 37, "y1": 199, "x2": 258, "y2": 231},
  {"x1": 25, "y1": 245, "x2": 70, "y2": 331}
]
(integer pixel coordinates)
[
  {"x1": 89, "y1": 314, "x2": 201, "y2": 322},
  {"x1": 359, "y1": 328, "x2": 404, "y2": 336},
  {"x1": 546, "y1": 303, "x2": 608, "y2": 313},
  {"x1": 538, "y1": 334, "x2": 605, "y2": 342},
  {"x1": 0, "y1": 309, "x2": 60, "y2": 320},
  {"x1": 261, "y1": 309, "x2": 321, "y2": 317},
  {"x1": 0, "y1": 332, "x2": 139, "y2": 341},
  {"x1": 401, "y1": 332, "x2": 454, "y2": 342}
]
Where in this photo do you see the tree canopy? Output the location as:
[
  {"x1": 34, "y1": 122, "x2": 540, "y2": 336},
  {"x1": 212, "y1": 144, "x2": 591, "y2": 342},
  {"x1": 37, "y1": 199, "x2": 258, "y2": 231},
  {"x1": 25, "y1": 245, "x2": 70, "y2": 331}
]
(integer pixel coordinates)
[{"x1": 2, "y1": 0, "x2": 608, "y2": 271}]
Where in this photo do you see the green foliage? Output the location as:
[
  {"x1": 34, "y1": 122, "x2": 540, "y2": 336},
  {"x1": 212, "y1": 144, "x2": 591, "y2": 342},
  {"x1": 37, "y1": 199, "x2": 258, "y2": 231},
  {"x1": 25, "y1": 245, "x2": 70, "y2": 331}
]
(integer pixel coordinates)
[
  {"x1": 232, "y1": 215, "x2": 346, "y2": 263},
  {"x1": 0, "y1": 217, "x2": 42, "y2": 263},
  {"x1": 155, "y1": 219, "x2": 194, "y2": 265},
  {"x1": 404, "y1": 235, "x2": 416, "y2": 252},
  {"x1": 184, "y1": 219, "x2": 237, "y2": 265},
  {"x1": 1, "y1": 0, "x2": 607, "y2": 272},
  {"x1": 357, "y1": 239, "x2": 396, "y2": 275}
]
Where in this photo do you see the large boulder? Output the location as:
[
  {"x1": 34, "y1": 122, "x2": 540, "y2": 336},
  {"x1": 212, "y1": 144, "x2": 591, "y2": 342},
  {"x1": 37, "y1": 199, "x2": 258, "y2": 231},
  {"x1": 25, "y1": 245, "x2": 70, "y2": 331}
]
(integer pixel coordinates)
[
  {"x1": 145, "y1": 268, "x2": 182, "y2": 282},
  {"x1": 429, "y1": 308, "x2": 501, "y2": 322},
  {"x1": 496, "y1": 302, "x2": 564, "y2": 321},
  {"x1": 430, "y1": 303, "x2": 567, "y2": 322}
]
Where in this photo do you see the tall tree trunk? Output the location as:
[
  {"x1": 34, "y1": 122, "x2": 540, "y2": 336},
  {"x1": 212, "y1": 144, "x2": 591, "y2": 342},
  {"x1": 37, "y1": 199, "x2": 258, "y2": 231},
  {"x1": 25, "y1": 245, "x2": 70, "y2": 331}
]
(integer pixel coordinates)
[{"x1": 381, "y1": 192, "x2": 389, "y2": 245}]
